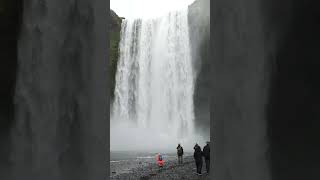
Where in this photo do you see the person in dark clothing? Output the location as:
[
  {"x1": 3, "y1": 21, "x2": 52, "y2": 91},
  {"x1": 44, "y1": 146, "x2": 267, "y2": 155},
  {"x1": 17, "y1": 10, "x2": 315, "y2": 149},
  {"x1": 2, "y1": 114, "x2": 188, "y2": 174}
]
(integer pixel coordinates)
[
  {"x1": 202, "y1": 141, "x2": 210, "y2": 174},
  {"x1": 177, "y1": 143, "x2": 184, "y2": 164},
  {"x1": 193, "y1": 143, "x2": 203, "y2": 175}
]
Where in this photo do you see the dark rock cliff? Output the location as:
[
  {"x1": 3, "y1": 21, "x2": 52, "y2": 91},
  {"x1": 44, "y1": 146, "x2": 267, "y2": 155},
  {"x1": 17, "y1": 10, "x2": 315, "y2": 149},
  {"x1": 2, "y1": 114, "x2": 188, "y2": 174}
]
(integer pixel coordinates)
[
  {"x1": 0, "y1": 0, "x2": 22, "y2": 177},
  {"x1": 109, "y1": 10, "x2": 122, "y2": 101},
  {"x1": 188, "y1": 0, "x2": 210, "y2": 137},
  {"x1": 265, "y1": 1, "x2": 320, "y2": 179},
  {"x1": 212, "y1": 0, "x2": 320, "y2": 179},
  {"x1": 6, "y1": 1, "x2": 109, "y2": 180},
  {"x1": 212, "y1": 0, "x2": 271, "y2": 178}
]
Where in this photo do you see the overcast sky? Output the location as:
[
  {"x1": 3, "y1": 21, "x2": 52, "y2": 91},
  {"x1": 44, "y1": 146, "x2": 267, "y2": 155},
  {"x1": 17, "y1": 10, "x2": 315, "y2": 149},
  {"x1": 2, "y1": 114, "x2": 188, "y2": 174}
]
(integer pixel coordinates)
[{"x1": 110, "y1": 0, "x2": 195, "y2": 19}]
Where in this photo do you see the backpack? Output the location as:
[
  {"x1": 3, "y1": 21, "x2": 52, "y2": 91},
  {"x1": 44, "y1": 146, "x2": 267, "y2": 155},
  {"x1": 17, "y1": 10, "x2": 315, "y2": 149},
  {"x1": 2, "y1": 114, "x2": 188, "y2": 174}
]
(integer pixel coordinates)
[
  {"x1": 178, "y1": 147, "x2": 183, "y2": 155},
  {"x1": 158, "y1": 154, "x2": 163, "y2": 161}
]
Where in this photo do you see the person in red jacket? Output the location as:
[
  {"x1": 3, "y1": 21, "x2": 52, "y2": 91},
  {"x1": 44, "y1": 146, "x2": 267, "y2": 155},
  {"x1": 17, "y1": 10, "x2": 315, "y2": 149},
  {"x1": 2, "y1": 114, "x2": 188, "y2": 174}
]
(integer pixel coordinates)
[{"x1": 156, "y1": 153, "x2": 164, "y2": 167}]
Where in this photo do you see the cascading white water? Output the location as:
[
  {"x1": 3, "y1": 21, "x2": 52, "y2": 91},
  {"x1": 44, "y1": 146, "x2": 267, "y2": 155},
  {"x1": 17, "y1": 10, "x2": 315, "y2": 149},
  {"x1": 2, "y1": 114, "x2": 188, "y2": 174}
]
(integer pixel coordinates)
[{"x1": 111, "y1": 8, "x2": 203, "y2": 151}]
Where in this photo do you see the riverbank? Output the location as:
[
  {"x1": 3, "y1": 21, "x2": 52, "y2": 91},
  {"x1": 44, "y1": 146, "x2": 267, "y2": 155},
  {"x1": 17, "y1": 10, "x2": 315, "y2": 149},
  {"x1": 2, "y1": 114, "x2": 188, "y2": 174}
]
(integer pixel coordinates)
[{"x1": 110, "y1": 156, "x2": 210, "y2": 180}]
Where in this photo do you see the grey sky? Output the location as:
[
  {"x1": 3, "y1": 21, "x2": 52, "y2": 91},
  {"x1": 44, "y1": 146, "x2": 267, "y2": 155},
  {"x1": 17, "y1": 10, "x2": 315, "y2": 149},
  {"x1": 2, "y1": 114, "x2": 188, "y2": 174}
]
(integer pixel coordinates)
[{"x1": 111, "y1": 0, "x2": 195, "y2": 19}]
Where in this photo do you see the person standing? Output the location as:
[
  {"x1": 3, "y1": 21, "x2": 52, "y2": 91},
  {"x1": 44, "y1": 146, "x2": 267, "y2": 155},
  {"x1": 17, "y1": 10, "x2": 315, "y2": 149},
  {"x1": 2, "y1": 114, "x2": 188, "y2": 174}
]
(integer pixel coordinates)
[
  {"x1": 193, "y1": 143, "x2": 203, "y2": 175},
  {"x1": 177, "y1": 143, "x2": 184, "y2": 164},
  {"x1": 203, "y1": 141, "x2": 210, "y2": 174}
]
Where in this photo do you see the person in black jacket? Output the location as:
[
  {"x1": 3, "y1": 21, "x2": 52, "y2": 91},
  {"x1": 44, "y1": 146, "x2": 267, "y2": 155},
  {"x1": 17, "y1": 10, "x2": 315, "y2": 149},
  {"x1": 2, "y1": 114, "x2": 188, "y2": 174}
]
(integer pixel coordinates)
[
  {"x1": 193, "y1": 143, "x2": 203, "y2": 175},
  {"x1": 202, "y1": 141, "x2": 210, "y2": 173},
  {"x1": 176, "y1": 143, "x2": 184, "y2": 164}
]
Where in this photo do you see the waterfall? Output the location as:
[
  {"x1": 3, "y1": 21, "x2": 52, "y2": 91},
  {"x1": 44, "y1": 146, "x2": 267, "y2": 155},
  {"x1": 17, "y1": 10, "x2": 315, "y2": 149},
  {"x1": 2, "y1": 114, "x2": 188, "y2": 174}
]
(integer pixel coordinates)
[{"x1": 111, "y1": 9, "x2": 201, "y2": 151}]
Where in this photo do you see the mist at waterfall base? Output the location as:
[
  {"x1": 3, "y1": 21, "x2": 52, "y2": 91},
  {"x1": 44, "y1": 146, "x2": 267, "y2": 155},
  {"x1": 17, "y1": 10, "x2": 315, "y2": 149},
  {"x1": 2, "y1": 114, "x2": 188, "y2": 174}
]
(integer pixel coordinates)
[{"x1": 110, "y1": 9, "x2": 208, "y2": 152}]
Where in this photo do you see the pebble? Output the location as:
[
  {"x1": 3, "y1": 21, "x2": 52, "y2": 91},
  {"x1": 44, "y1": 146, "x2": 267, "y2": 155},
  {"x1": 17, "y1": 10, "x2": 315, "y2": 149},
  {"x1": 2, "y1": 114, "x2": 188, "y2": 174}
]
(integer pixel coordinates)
[{"x1": 110, "y1": 156, "x2": 211, "y2": 180}]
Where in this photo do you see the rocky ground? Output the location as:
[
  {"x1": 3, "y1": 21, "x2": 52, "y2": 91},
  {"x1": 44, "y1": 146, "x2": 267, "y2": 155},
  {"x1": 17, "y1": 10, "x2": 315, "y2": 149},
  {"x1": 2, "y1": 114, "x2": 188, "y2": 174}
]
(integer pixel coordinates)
[{"x1": 110, "y1": 156, "x2": 210, "y2": 180}]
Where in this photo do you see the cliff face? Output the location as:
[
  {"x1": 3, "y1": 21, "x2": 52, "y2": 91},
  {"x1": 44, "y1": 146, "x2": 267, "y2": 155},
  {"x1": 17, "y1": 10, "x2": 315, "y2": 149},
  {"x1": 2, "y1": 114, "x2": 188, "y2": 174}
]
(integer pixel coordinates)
[
  {"x1": 110, "y1": 10, "x2": 122, "y2": 32},
  {"x1": 212, "y1": 3, "x2": 271, "y2": 178},
  {"x1": 109, "y1": 10, "x2": 122, "y2": 101},
  {"x1": 10, "y1": 1, "x2": 108, "y2": 180},
  {"x1": 0, "y1": 0, "x2": 22, "y2": 177},
  {"x1": 211, "y1": 0, "x2": 272, "y2": 179},
  {"x1": 188, "y1": 0, "x2": 210, "y2": 136},
  {"x1": 212, "y1": 0, "x2": 320, "y2": 179},
  {"x1": 265, "y1": 1, "x2": 320, "y2": 179}
]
